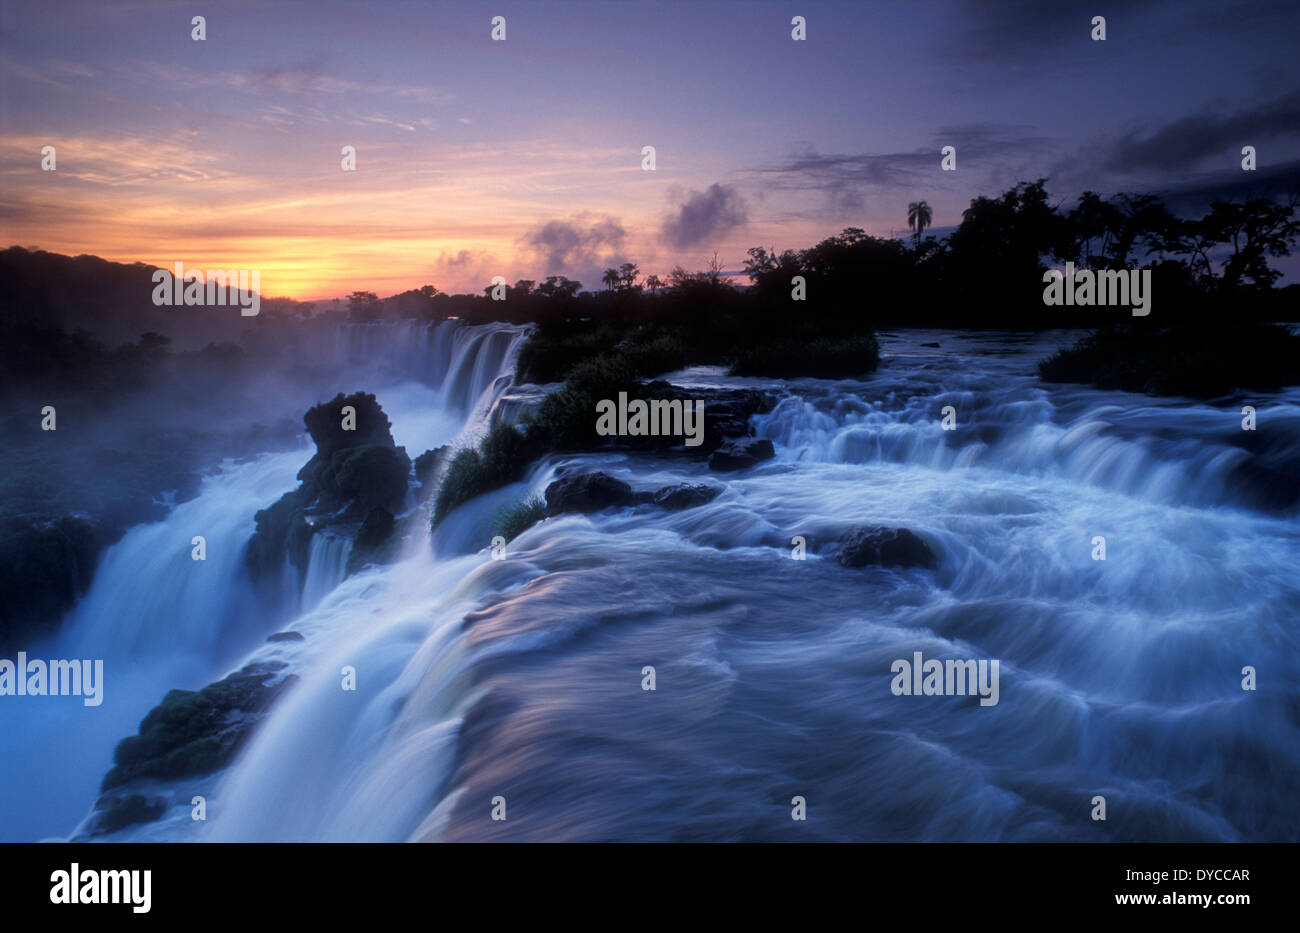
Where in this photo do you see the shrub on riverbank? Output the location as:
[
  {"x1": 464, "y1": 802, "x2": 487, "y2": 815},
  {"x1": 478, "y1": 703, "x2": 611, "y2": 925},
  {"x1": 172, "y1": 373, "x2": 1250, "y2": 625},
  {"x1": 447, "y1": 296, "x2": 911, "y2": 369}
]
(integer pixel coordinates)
[
  {"x1": 1038, "y1": 324, "x2": 1300, "y2": 398},
  {"x1": 496, "y1": 497, "x2": 546, "y2": 542},
  {"x1": 432, "y1": 421, "x2": 537, "y2": 525}
]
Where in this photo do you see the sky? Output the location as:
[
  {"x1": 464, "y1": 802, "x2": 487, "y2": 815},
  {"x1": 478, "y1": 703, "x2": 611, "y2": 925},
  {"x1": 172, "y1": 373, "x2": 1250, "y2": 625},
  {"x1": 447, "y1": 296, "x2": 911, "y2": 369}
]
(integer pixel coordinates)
[{"x1": 2, "y1": 0, "x2": 1298, "y2": 299}]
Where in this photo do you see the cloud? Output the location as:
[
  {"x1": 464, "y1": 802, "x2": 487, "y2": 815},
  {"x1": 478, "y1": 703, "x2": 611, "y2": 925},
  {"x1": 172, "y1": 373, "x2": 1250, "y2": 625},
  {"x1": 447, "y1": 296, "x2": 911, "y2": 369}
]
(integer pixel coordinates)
[
  {"x1": 519, "y1": 213, "x2": 627, "y2": 274},
  {"x1": 950, "y1": 0, "x2": 1162, "y2": 62},
  {"x1": 1098, "y1": 90, "x2": 1300, "y2": 175},
  {"x1": 758, "y1": 126, "x2": 1056, "y2": 212},
  {"x1": 660, "y1": 184, "x2": 747, "y2": 249},
  {"x1": 1150, "y1": 159, "x2": 1300, "y2": 212},
  {"x1": 1042, "y1": 91, "x2": 1300, "y2": 200},
  {"x1": 947, "y1": 0, "x2": 1299, "y2": 72},
  {"x1": 428, "y1": 248, "x2": 501, "y2": 293}
]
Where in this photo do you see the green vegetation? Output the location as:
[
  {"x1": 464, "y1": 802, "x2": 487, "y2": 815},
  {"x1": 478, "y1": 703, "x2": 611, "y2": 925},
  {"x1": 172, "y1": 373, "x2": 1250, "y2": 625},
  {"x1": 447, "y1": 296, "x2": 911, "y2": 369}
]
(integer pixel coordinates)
[
  {"x1": 432, "y1": 421, "x2": 538, "y2": 526},
  {"x1": 1038, "y1": 324, "x2": 1300, "y2": 398},
  {"x1": 495, "y1": 496, "x2": 546, "y2": 542}
]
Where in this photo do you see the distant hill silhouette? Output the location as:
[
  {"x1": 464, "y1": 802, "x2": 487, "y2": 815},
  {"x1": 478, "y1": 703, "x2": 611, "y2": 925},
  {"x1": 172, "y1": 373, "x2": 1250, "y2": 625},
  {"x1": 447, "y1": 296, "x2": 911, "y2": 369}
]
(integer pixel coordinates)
[{"x1": 0, "y1": 247, "x2": 262, "y2": 348}]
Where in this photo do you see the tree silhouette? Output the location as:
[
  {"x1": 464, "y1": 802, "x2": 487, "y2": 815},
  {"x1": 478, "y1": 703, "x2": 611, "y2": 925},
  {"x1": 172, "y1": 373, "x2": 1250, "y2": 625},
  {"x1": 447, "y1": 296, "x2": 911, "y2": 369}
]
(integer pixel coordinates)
[
  {"x1": 907, "y1": 201, "x2": 933, "y2": 251},
  {"x1": 618, "y1": 262, "x2": 640, "y2": 291},
  {"x1": 346, "y1": 290, "x2": 383, "y2": 321},
  {"x1": 601, "y1": 268, "x2": 620, "y2": 291},
  {"x1": 536, "y1": 276, "x2": 582, "y2": 299}
]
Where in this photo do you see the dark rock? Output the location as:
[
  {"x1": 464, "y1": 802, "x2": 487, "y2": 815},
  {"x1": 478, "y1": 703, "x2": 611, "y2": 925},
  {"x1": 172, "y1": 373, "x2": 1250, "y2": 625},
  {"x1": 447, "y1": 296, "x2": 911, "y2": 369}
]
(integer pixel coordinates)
[
  {"x1": 0, "y1": 514, "x2": 103, "y2": 651},
  {"x1": 348, "y1": 507, "x2": 396, "y2": 572},
  {"x1": 545, "y1": 472, "x2": 637, "y2": 515},
  {"x1": 245, "y1": 489, "x2": 312, "y2": 582},
  {"x1": 102, "y1": 661, "x2": 297, "y2": 791},
  {"x1": 266, "y1": 631, "x2": 305, "y2": 643},
  {"x1": 836, "y1": 526, "x2": 935, "y2": 569},
  {"x1": 320, "y1": 444, "x2": 411, "y2": 514},
  {"x1": 651, "y1": 483, "x2": 723, "y2": 510},
  {"x1": 594, "y1": 381, "x2": 778, "y2": 453},
  {"x1": 89, "y1": 793, "x2": 167, "y2": 836},
  {"x1": 303, "y1": 391, "x2": 396, "y2": 459},
  {"x1": 246, "y1": 394, "x2": 413, "y2": 585},
  {"x1": 708, "y1": 437, "x2": 775, "y2": 472}
]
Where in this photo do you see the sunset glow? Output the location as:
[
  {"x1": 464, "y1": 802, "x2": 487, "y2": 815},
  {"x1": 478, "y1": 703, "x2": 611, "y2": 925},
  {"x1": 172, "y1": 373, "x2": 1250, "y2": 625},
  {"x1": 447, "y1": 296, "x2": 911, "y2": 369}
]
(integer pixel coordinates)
[{"x1": 6, "y1": 1, "x2": 1296, "y2": 298}]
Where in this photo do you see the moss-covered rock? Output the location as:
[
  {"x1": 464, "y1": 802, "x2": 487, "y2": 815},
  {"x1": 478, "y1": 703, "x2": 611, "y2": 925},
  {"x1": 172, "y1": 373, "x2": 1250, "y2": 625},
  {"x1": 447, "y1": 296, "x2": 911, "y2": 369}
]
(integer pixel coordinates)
[
  {"x1": 245, "y1": 393, "x2": 412, "y2": 583},
  {"x1": 323, "y1": 445, "x2": 411, "y2": 514},
  {"x1": 495, "y1": 497, "x2": 547, "y2": 542},
  {"x1": 303, "y1": 391, "x2": 395, "y2": 458},
  {"x1": 88, "y1": 793, "x2": 167, "y2": 836},
  {"x1": 101, "y1": 660, "x2": 297, "y2": 791},
  {"x1": 348, "y1": 507, "x2": 397, "y2": 572},
  {"x1": 245, "y1": 488, "x2": 313, "y2": 582}
]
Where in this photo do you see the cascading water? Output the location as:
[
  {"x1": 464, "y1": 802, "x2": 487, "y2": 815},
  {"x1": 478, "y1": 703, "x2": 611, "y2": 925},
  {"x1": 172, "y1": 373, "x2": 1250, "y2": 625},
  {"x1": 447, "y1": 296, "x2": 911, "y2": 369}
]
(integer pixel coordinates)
[
  {"x1": 299, "y1": 534, "x2": 354, "y2": 614},
  {"x1": 0, "y1": 448, "x2": 306, "y2": 841},
  {"x1": 0, "y1": 319, "x2": 530, "y2": 842},
  {"x1": 5, "y1": 326, "x2": 1297, "y2": 842}
]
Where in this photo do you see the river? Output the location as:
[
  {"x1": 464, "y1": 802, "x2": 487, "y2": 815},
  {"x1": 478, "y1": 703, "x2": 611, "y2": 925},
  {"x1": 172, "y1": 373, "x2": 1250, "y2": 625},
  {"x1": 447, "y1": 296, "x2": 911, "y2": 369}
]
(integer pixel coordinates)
[{"x1": 2, "y1": 325, "x2": 1296, "y2": 842}]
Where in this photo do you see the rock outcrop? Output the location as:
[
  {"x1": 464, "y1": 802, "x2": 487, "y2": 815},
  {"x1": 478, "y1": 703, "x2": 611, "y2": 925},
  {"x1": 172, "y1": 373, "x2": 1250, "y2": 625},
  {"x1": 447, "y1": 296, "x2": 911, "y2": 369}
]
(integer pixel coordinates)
[
  {"x1": 651, "y1": 483, "x2": 723, "y2": 510},
  {"x1": 545, "y1": 472, "x2": 637, "y2": 515},
  {"x1": 835, "y1": 526, "x2": 936, "y2": 569},
  {"x1": 86, "y1": 660, "x2": 298, "y2": 836},
  {"x1": 708, "y1": 436, "x2": 775, "y2": 472},
  {"x1": 101, "y1": 661, "x2": 297, "y2": 792},
  {"x1": 546, "y1": 472, "x2": 724, "y2": 516},
  {"x1": 246, "y1": 392, "x2": 410, "y2": 586}
]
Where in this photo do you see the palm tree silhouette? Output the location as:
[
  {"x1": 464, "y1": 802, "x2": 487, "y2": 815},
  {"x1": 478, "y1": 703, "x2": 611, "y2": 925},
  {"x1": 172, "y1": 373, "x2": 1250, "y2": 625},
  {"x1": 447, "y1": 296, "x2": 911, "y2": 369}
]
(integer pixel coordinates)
[
  {"x1": 907, "y1": 201, "x2": 933, "y2": 251},
  {"x1": 601, "y1": 267, "x2": 620, "y2": 291}
]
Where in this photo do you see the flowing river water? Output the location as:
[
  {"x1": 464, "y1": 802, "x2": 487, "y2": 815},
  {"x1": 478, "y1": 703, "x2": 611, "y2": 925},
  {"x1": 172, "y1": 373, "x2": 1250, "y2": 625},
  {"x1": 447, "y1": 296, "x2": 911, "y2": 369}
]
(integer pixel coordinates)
[{"x1": 2, "y1": 325, "x2": 1297, "y2": 842}]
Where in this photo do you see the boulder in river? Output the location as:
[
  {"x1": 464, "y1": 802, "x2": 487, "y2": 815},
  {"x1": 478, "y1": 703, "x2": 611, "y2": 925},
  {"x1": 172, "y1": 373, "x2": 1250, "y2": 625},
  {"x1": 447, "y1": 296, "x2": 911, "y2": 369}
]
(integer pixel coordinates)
[
  {"x1": 544, "y1": 472, "x2": 637, "y2": 515},
  {"x1": 708, "y1": 437, "x2": 775, "y2": 472},
  {"x1": 101, "y1": 660, "x2": 297, "y2": 792},
  {"x1": 266, "y1": 631, "x2": 305, "y2": 643},
  {"x1": 651, "y1": 483, "x2": 723, "y2": 510},
  {"x1": 836, "y1": 526, "x2": 936, "y2": 569}
]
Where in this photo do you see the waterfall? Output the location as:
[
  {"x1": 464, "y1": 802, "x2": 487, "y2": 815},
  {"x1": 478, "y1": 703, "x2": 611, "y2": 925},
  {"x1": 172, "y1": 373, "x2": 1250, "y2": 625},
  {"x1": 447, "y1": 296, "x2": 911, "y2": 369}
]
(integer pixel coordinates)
[
  {"x1": 8, "y1": 326, "x2": 1297, "y2": 843},
  {"x1": 299, "y1": 534, "x2": 354, "y2": 613},
  {"x1": 0, "y1": 319, "x2": 529, "y2": 842},
  {"x1": 0, "y1": 448, "x2": 306, "y2": 841},
  {"x1": 751, "y1": 358, "x2": 1300, "y2": 513}
]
